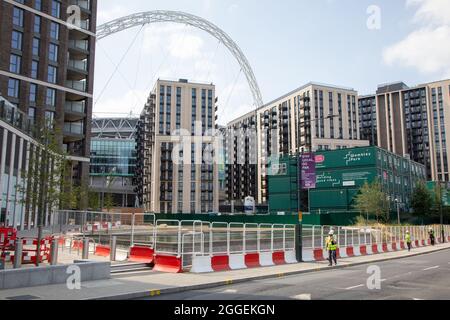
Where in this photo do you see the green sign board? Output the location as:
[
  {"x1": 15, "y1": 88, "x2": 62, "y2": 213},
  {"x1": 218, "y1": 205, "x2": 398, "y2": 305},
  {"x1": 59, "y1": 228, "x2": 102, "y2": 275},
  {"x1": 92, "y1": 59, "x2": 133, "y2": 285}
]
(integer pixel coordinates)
[
  {"x1": 316, "y1": 168, "x2": 377, "y2": 188},
  {"x1": 427, "y1": 181, "x2": 450, "y2": 207},
  {"x1": 315, "y1": 147, "x2": 376, "y2": 170}
]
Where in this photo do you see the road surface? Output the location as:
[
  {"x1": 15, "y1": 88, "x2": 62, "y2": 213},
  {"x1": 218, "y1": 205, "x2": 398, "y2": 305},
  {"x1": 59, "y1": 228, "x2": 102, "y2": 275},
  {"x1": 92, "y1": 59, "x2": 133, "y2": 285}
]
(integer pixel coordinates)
[{"x1": 141, "y1": 249, "x2": 450, "y2": 300}]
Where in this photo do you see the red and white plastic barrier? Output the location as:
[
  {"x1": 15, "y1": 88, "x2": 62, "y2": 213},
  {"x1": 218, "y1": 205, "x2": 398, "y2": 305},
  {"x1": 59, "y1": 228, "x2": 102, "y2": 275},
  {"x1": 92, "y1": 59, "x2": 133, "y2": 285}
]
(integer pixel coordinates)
[
  {"x1": 95, "y1": 245, "x2": 111, "y2": 257},
  {"x1": 190, "y1": 251, "x2": 298, "y2": 274},
  {"x1": 153, "y1": 255, "x2": 182, "y2": 273},
  {"x1": 128, "y1": 246, "x2": 154, "y2": 264}
]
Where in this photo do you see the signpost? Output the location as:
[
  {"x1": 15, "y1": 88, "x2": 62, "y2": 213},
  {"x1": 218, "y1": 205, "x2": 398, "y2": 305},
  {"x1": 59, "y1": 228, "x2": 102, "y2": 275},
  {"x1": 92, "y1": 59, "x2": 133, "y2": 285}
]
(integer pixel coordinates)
[{"x1": 300, "y1": 153, "x2": 316, "y2": 189}]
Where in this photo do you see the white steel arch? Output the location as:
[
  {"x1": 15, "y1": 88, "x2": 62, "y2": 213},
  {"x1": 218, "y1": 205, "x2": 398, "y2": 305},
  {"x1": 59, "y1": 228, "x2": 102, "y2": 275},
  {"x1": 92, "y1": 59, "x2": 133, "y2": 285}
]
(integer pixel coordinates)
[{"x1": 96, "y1": 10, "x2": 264, "y2": 108}]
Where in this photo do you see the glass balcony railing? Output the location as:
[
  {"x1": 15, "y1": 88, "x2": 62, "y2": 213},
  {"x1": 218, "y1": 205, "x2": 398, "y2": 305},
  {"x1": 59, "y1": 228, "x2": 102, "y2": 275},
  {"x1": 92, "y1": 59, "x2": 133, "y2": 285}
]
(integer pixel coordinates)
[
  {"x1": 65, "y1": 101, "x2": 86, "y2": 114},
  {"x1": 64, "y1": 122, "x2": 84, "y2": 135},
  {"x1": 66, "y1": 80, "x2": 87, "y2": 92},
  {"x1": 68, "y1": 59, "x2": 88, "y2": 72},
  {"x1": 0, "y1": 96, "x2": 34, "y2": 137},
  {"x1": 68, "y1": 39, "x2": 89, "y2": 51}
]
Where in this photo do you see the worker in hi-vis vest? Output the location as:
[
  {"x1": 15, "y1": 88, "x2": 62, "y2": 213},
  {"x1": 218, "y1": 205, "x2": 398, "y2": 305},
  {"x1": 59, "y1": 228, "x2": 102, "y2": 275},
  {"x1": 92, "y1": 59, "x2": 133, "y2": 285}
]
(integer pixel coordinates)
[
  {"x1": 325, "y1": 230, "x2": 338, "y2": 266},
  {"x1": 428, "y1": 227, "x2": 435, "y2": 246},
  {"x1": 405, "y1": 231, "x2": 412, "y2": 252}
]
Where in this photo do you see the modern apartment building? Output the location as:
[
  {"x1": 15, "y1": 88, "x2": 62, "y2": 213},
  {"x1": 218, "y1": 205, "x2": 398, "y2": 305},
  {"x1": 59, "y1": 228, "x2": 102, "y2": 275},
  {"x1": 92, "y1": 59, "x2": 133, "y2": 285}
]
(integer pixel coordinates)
[
  {"x1": 89, "y1": 117, "x2": 138, "y2": 209},
  {"x1": 225, "y1": 82, "x2": 370, "y2": 205},
  {"x1": 359, "y1": 79, "x2": 450, "y2": 181},
  {"x1": 135, "y1": 79, "x2": 219, "y2": 214},
  {"x1": 0, "y1": 0, "x2": 97, "y2": 188}
]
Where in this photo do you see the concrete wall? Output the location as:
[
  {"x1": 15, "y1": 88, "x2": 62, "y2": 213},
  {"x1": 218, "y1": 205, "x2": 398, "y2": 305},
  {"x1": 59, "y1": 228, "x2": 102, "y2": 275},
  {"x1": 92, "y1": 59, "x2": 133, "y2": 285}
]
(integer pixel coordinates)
[{"x1": 0, "y1": 261, "x2": 110, "y2": 290}]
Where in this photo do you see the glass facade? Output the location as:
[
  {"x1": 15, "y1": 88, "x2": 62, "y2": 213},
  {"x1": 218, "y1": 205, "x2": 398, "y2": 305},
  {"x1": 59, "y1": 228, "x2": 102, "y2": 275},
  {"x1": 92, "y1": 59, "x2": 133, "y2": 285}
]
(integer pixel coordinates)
[{"x1": 90, "y1": 139, "x2": 137, "y2": 176}]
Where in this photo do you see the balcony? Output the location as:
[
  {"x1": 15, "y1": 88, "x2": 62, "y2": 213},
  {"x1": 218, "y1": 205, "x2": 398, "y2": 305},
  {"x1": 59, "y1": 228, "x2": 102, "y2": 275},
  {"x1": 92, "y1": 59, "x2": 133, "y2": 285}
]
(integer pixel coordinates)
[
  {"x1": 66, "y1": 80, "x2": 87, "y2": 92},
  {"x1": 68, "y1": 39, "x2": 89, "y2": 52},
  {"x1": 63, "y1": 122, "x2": 84, "y2": 142},
  {"x1": 65, "y1": 100, "x2": 86, "y2": 121},
  {"x1": 70, "y1": 0, "x2": 90, "y2": 10},
  {"x1": 68, "y1": 59, "x2": 88, "y2": 72}
]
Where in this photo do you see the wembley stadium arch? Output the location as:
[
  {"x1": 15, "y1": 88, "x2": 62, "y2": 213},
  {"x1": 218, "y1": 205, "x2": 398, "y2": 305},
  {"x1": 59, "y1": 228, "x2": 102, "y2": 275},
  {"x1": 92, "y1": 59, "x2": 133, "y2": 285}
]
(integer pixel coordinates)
[{"x1": 96, "y1": 10, "x2": 264, "y2": 109}]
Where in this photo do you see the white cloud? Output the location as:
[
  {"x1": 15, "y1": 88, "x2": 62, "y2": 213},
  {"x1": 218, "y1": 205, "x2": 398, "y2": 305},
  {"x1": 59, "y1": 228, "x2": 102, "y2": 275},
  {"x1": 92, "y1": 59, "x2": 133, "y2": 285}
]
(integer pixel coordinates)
[
  {"x1": 407, "y1": 0, "x2": 450, "y2": 25},
  {"x1": 383, "y1": 0, "x2": 450, "y2": 78},
  {"x1": 383, "y1": 26, "x2": 450, "y2": 76},
  {"x1": 94, "y1": 89, "x2": 148, "y2": 118},
  {"x1": 96, "y1": 4, "x2": 128, "y2": 25}
]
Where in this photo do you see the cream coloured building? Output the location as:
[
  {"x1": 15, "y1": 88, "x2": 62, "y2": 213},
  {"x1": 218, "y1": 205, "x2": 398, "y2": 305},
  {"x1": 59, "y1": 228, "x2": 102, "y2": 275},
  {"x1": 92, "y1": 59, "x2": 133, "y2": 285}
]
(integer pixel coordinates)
[{"x1": 136, "y1": 79, "x2": 219, "y2": 213}]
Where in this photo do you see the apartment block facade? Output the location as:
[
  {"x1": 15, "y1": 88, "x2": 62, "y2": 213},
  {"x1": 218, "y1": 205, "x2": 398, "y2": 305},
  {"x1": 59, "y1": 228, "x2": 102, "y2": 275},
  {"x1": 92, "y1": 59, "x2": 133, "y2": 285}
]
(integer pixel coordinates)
[
  {"x1": 225, "y1": 82, "x2": 370, "y2": 205},
  {"x1": 135, "y1": 79, "x2": 219, "y2": 214},
  {"x1": 0, "y1": 0, "x2": 97, "y2": 188},
  {"x1": 359, "y1": 79, "x2": 450, "y2": 182}
]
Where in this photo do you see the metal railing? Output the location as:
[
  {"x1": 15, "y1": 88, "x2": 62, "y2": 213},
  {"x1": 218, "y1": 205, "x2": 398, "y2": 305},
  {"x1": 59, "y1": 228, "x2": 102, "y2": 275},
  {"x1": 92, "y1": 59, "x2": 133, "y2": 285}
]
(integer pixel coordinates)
[{"x1": 302, "y1": 224, "x2": 449, "y2": 249}]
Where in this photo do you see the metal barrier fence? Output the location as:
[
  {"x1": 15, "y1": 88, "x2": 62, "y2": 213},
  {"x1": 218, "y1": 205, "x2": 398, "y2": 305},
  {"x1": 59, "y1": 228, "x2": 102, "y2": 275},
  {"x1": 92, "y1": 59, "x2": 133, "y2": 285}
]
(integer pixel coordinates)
[
  {"x1": 52, "y1": 210, "x2": 156, "y2": 251},
  {"x1": 302, "y1": 224, "x2": 450, "y2": 249}
]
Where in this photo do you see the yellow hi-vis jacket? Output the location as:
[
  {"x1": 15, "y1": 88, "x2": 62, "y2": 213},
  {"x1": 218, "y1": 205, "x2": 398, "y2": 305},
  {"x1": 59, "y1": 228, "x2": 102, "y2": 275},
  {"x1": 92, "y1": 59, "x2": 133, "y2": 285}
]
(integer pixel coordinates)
[
  {"x1": 325, "y1": 236, "x2": 338, "y2": 251},
  {"x1": 405, "y1": 234, "x2": 412, "y2": 243}
]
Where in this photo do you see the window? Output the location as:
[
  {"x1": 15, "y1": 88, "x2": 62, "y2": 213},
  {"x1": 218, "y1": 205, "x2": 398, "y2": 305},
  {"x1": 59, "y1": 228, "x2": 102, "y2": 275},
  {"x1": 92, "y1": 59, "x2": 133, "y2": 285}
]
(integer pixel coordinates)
[
  {"x1": 13, "y1": 7, "x2": 24, "y2": 27},
  {"x1": 51, "y1": 1, "x2": 61, "y2": 18},
  {"x1": 45, "y1": 111, "x2": 55, "y2": 128},
  {"x1": 9, "y1": 54, "x2": 21, "y2": 74},
  {"x1": 50, "y1": 22, "x2": 59, "y2": 40},
  {"x1": 31, "y1": 60, "x2": 38, "y2": 78},
  {"x1": 8, "y1": 79, "x2": 20, "y2": 98},
  {"x1": 32, "y1": 38, "x2": 40, "y2": 56},
  {"x1": 33, "y1": 15, "x2": 41, "y2": 33},
  {"x1": 47, "y1": 66, "x2": 57, "y2": 83},
  {"x1": 11, "y1": 31, "x2": 22, "y2": 50},
  {"x1": 48, "y1": 43, "x2": 58, "y2": 62},
  {"x1": 46, "y1": 88, "x2": 56, "y2": 107},
  {"x1": 28, "y1": 107, "x2": 36, "y2": 121},
  {"x1": 34, "y1": 0, "x2": 42, "y2": 10},
  {"x1": 29, "y1": 84, "x2": 37, "y2": 103}
]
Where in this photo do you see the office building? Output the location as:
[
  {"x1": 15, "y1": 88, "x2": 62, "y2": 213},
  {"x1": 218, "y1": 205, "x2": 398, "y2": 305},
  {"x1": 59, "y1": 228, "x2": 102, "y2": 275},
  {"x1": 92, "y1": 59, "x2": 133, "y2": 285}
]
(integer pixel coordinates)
[
  {"x1": 0, "y1": 0, "x2": 97, "y2": 188},
  {"x1": 89, "y1": 117, "x2": 138, "y2": 208},
  {"x1": 135, "y1": 79, "x2": 219, "y2": 214}
]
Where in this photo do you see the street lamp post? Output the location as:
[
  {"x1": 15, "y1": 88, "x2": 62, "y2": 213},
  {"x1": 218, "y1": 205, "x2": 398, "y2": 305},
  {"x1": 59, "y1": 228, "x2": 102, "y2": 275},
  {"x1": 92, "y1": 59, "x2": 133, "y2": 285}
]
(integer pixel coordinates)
[{"x1": 395, "y1": 198, "x2": 400, "y2": 225}]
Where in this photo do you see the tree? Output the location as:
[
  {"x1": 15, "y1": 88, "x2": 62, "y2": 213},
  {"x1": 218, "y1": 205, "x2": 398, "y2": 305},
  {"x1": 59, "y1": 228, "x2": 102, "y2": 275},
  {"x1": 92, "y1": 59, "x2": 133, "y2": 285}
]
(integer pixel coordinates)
[
  {"x1": 411, "y1": 181, "x2": 433, "y2": 218},
  {"x1": 354, "y1": 180, "x2": 389, "y2": 222}
]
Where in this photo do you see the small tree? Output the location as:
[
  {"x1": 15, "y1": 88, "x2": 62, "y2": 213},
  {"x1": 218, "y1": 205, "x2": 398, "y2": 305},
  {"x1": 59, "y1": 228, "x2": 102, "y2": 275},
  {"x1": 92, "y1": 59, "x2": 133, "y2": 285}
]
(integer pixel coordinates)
[
  {"x1": 411, "y1": 181, "x2": 433, "y2": 218},
  {"x1": 354, "y1": 180, "x2": 389, "y2": 222}
]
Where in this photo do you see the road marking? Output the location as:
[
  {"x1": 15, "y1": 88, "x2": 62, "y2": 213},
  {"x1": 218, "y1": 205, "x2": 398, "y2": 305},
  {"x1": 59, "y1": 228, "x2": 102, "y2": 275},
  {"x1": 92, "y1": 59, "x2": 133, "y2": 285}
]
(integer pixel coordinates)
[
  {"x1": 345, "y1": 284, "x2": 364, "y2": 290},
  {"x1": 223, "y1": 289, "x2": 237, "y2": 294},
  {"x1": 381, "y1": 279, "x2": 387, "y2": 282},
  {"x1": 423, "y1": 266, "x2": 440, "y2": 271},
  {"x1": 413, "y1": 298, "x2": 425, "y2": 300},
  {"x1": 292, "y1": 294, "x2": 312, "y2": 300}
]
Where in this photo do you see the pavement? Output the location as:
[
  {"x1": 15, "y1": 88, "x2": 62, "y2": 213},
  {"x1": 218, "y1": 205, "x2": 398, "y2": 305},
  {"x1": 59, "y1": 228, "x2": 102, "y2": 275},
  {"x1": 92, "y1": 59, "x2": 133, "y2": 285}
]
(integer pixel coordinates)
[{"x1": 0, "y1": 242, "x2": 449, "y2": 300}]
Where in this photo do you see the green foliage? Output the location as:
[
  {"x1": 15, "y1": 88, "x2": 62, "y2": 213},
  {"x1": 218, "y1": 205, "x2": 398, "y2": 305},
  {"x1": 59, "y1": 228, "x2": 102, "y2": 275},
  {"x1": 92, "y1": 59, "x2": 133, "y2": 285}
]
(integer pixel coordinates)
[
  {"x1": 354, "y1": 180, "x2": 390, "y2": 222},
  {"x1": 411, "y1": 181, "x2": 433, "y2": 217}
]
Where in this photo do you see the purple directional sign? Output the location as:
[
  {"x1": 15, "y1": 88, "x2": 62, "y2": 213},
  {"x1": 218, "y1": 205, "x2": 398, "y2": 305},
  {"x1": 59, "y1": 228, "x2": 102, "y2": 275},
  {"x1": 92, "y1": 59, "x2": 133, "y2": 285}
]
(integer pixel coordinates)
[{"x1": 300, "y1": 153, "x2": 316, "y2": 189}]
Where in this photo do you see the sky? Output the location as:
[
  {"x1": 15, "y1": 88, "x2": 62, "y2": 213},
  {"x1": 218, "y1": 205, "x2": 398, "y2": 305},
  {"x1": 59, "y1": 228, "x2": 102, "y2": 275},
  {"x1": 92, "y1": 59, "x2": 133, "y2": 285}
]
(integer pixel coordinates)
[{"x1": 93, "y1": 0, "x2": 450, "y2": 125}]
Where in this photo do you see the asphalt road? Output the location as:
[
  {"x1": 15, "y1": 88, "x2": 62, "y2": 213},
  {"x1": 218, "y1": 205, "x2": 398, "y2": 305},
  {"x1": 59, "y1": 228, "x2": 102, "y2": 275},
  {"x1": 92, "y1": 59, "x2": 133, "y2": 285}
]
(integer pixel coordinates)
[{"x1": 142, "y1": 248, "x2": 450, "y2": 300}]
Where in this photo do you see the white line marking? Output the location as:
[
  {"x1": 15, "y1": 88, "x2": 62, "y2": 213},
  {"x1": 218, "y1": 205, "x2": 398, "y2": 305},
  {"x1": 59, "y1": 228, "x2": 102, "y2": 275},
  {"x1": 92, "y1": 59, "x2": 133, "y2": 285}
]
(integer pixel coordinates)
[
  {"x1": 381, "y1": 279, "x2": 387, "y2": 282},
  {"x1": 223, "y1": 289, "x2": 237, "y2": 294},
  {"x1": 292, "y1": 294, "x2": 312, "y2": 300},
  {"x1": 423, "y1": 266, "x2": 440, "y2": 271},
  {"x1": 345, "y1": 284, "x2": 364, "y2": 290},
  {"x1": 413, "y1": 298, "x2": 425, "y2": 300}
]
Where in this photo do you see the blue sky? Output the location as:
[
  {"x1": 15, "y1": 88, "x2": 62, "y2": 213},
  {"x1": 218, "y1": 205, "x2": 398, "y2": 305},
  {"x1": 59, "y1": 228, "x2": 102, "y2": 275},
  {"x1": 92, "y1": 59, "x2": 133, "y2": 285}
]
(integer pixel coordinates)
[{"x1": 94, "y1": 0, "x2": 450, "y2": 124}]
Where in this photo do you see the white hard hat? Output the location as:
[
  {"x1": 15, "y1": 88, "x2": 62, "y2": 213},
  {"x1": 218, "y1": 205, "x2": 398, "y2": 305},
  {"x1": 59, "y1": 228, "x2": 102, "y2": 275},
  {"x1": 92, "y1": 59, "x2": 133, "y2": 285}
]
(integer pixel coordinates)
[
  {"x1": 406, "y1": 230, "x2": 410, "y2": 233},
  {"x1": 329, "y1": 230, "x2": 334, "y2": 235}
]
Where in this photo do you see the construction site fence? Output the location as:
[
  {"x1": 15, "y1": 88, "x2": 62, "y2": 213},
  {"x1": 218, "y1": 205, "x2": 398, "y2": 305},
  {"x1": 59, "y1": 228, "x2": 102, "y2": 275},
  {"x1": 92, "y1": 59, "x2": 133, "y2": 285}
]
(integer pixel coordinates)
[{"x1": 302, "y1": 224, "x2": 450, "y2": 249}]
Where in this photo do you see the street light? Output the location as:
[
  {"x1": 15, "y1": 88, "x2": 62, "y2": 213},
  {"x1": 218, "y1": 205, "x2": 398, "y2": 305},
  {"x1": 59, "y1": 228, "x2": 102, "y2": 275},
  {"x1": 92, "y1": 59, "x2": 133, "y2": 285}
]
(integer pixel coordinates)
[{"x1": 395, "y1": 198, "x2": 401, "y2": 225}]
